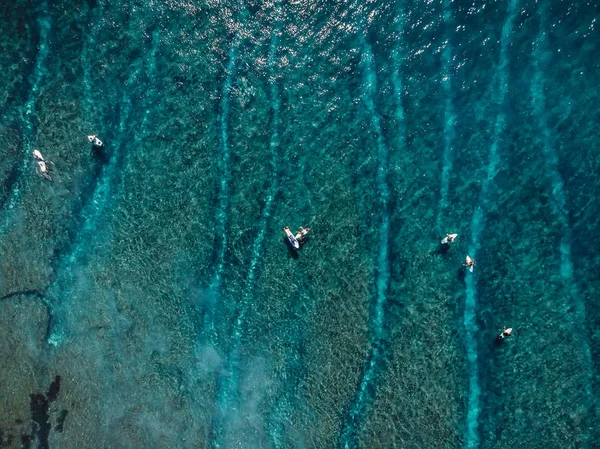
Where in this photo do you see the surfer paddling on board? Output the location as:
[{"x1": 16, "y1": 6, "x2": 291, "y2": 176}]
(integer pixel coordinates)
[
  {"x1": 88, "y1": 135, "x2": 103, "y2": 147},
  {"x1": 32, "y1": 150, "x2": 53, "y2": 181},
  {"x1": 441, "y1": 233, "x2": 457, "y2": 245},
  {"x1": 295, "y1": 226, "x2": 310, "y2": 244},
  {"x1": 464, "y1": 255, "x2": 475, "y2": 272},
  {"x1": 497, "y1": 326, "x2": 513, "y2": 342}
]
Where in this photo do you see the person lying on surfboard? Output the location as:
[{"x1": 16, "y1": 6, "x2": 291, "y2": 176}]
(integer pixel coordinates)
[
  {"x1": 295, "y1": 226, "x2": 310, "y2": 243},
  {"x1": 497, "y1": 326, "x2": 513, "y2": 341},
  {"x1": 88, "y1": 134, "x2": 103, "y2": 147},
  {"x1": 441, "y1": 233, "x2": 457, "y2": 245},
  {"x1": 464, "y1": 255, "x2": 475, "y2": 272},
  {"x1": 32, "y1": 149, "x2": 53, "y2": 181}
]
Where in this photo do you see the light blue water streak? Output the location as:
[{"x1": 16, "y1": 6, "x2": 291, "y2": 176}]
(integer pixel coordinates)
[
  {"x1": 437, "y1": 0, "x2": 456, "y2": 232},
  {"x1": 88, "y1": 25, "x2": 161, "y2": 244},
  {"x1": 464, "y1": 1, "x2": 518, "y2": 448},
  {"x1": 21, "y1": 1, "x2": 50, "y2": 150},
  {"x1": 46, "y1": 62, "x2": 143, "y2": 346},
  {"x1": 0, "y1": 1, "x2": 51, "y2": 233},
  {"x1": 238, "y1": 30, "x2": 280, "y2": 326},
  {"x1": 115, "y1": 24, "x2": 160, "y2": 176},
  {"x1": 140, "y1": 30, "x2": 161, "y2": 128},
  {"x1": 339, "y1": 37, "x2": 391, "y2": 449},
  {"x1": 209, "y1": 28, "x2": 281, "y2": 449},
  {"x1": 44, "y1": 8, "x2": 156, "y2": 347},
  {"x1": 266, "y1": 22, "x2": 317, "y2": 443},
  {"x1": 530, "y1": 4, "x2": 594, "y2": 437},
  {"x1": 205, "y1": 39, "x2": 238, "y2": 341},
  {"x1": 391, "y1": 8, "x2": 406, "y2": 128}
]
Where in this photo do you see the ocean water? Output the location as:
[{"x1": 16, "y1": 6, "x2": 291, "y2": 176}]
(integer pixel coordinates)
[{"x1": 0, "y1": 0, "x2": 599, "y2": 448}]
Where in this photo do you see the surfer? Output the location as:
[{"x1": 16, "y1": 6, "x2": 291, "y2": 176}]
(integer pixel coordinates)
[
  {"x1": 32, "y1": 149, "x2": 53, "y2": 181},
  {"x1": 295, "y1": 226, "x2": 310, "y2": 244},
  {"x1": 464, "y1": 255, "x2": 475, "y2": 272},
  {"x1": 88, "y1": 134, "x2": 103, "y2": 147},
  {"x1": 441, "y1": 233, "x2": 457, "y2": 245},
  {"x1": 497, "y1": 326, "x2": 513, "y2": 341}
]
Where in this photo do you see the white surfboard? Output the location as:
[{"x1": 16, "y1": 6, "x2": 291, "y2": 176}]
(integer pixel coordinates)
[
  {"x1": 32, "y1": 149, "x2": 44, "y2": 161},
  {"x1": 466, "y1": 255, "x2": 474, "y2": 272},
  {"x1": 441, "y1": 233, "x2": 458, "y2": 244},
  {"x1": 88, "y1": 135, "x2": 103, "y2": 146},
  {"x1": 284, "y1": 226, "x2": 300, "y2": 249}
]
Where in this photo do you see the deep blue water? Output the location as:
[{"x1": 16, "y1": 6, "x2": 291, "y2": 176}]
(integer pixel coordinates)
[{"x1": 0, "y1": 1, "x2": 599, "y2": 448}]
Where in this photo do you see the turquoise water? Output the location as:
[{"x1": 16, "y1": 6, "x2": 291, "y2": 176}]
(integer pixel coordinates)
[{"x1": 0, "y1": 1, "x2": 599, "y2": 448}]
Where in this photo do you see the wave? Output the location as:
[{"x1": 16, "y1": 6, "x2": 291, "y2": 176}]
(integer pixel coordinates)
[
  {"x1": 203, "y1": 38, "x2": 239, "y2": 342},
  {"x1": 45, "y1": 6, "x2": 162, "y2": 347},
  {"x1": 530, "y1": 2, "x2": 593, "y2": 437},
  {"x1": 47, "y1": 0, "x2": 107, "y2": 269},
  {"x1": 45, "y1": 63, "x2": 143, "y2": 346},
  {"x1": 140, "y1": 30, "x2": 161, "y2": 128},
  {"x1": 463, "y1": 1, "x2": 518, "y2": 447},
  {"x1": 339, "y1": 37, "x2": 391, "y2": 449},
  {"x1": 0, "y1": 1, "x2": 51, "y2": 235},
  {"x1": 209, "y1": 27, "x2": 281, "y2": 449}
]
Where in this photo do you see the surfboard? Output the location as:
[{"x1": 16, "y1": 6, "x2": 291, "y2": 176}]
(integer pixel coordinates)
[
  {"x1": 32, "y1": 149, "x2": 44, "y2": 161},
  {"x1": 466, "y1": 255, "x2": 474, "y2": 272},
  {"x1": 88, "y1": 135, "x2": 103, "y2": 146},
  {"x1": 441, "y1": 233, "x2": 458, "y2": 244},
  {"x1": 284, "y1": 226, "x2": 300, "y2": 249}
]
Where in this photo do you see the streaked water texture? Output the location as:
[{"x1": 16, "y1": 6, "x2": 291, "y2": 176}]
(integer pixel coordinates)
[
  {"x1": 0, "y1": 1, "x2": 599, "y2": 448},
  {"x1": 464, "y1": 1, "x2": 519, "y2": 446},
  {"x1": 0, "y1": 0, "x2": 50, "y2": 231}
]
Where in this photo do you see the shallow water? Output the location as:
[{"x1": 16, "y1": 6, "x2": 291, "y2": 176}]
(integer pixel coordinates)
[{"x1": 0, "y1": 1, "x2": 599, "y2": 448}]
